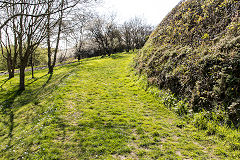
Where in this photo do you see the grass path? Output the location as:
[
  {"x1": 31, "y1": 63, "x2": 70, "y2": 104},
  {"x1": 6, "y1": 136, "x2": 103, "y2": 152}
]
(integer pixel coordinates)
[{"x1": 0, "y1": 53, "x2": 238, "y2": 159}]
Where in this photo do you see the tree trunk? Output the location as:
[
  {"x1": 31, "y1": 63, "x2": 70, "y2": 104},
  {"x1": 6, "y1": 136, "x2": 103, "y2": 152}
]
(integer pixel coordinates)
[
  {"x1": 8, "y1": 68, "x2": 14, "y2": 79},
  {"x1": 48, "y1": 65, "x2": 54, "y2": 74},
  {"x1": 47, "y1": 0, "x2": 52, "y2": 74},
  {"x1": 30, "y1": 53, "x2": 34, "y2": 78},
  {"x1": 19, "y1": 66, "x2": 25, "y2": 91},
  {"x1": 47, "y1": 26, "x2": 52, "y2": 74},
  {"x1": 31, "y1": 65, "x2": 34, "y2": 79},
  {"x1": 47, "y1": 0, "x2": 64, "y2": 75},
  {"x1": 19, "y1": 10, "x2": 24, "y2": 91},
  {"x1": 6, "y1": 53, "x2": 14, "y2": 79},
  {"x1": 7, "y1": 59, "x2": 14, "y2": 79}
]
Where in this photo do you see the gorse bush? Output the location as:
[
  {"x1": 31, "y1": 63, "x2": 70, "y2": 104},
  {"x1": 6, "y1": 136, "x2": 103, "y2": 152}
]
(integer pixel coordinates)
[{"x1": 135, "y1": 0, "x2": 240, "y2": 127}]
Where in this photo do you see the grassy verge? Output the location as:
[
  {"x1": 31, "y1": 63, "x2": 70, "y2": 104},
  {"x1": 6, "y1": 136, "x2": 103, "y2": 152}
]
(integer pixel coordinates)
[
  {"x1": 135, "y1": 74, "x2": 240, "y2": 158},
  {"x1": 0, "y1": 52, "x2": 239, "y2": 159}
]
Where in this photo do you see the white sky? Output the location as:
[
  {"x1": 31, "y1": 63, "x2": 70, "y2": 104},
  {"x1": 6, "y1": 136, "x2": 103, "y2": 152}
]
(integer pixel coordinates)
[{"x1": 96, "y1": 0, "x2": 182, "y2": 26}]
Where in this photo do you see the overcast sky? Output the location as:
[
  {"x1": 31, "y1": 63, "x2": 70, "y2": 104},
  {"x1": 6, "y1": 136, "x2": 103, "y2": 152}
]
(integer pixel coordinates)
[{"x1": 96, "y1": 0, "x2": 182, "y2": 26}]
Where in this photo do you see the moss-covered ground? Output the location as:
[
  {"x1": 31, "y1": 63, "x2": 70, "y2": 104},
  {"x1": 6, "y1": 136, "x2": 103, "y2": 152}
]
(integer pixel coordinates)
[{"x1": 0, "y1": 52, "x2": 239, "y2": 159}]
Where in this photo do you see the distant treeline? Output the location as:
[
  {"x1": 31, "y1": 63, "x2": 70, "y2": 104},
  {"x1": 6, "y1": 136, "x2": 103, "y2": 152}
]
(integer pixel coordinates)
[{"x1": 73, "y1": 16, "x2": 153, "y2": 60}]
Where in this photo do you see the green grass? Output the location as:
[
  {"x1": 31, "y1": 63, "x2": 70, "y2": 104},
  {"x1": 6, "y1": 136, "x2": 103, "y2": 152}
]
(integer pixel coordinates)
[{"x1": 0, "y1": 52, "x2": 239, "y2": 159}]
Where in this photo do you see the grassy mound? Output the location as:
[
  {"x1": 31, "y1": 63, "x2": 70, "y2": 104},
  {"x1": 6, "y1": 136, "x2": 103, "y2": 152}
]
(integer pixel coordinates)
[{"x1": 135, "y1": 0, "x2": 240, "y2": 127}]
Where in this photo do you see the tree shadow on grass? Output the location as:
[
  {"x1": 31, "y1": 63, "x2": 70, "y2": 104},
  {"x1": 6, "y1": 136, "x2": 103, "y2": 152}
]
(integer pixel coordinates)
[
  {"x1": 26, "y1": 73, "x2": 49, "y2": 87},
  {"x1": 0, "y1": 74, "x2": 53, "y2": 154},
  {"x1": 41, "y1": 73, "x2": 52, "y2": 88},
  {"x1": 75, "y1": 117, "x2": 132, "y2": 158},
  {"x1": 0, "y1": 78, "x2": 10, "y2": 91},
  {"x1": 0, "y1": 89, "x2": 23, "y2": 152},
  {"x1": 0, "y1": 68, "x2": 76, "y2": 157}
]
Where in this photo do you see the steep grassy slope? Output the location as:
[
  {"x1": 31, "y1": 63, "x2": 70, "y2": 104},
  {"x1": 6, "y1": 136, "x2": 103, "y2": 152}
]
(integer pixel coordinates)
[
  {"x1": 135, "y1": 0, "x2": 240, "y2": 127},
  {"x1": 1, "y1": 52, "x2": 239, "y2": 159}
]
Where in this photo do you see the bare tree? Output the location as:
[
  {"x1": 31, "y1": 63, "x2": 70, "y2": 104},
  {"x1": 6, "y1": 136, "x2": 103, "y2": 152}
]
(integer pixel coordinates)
[
  {"x1": 46, "y1": 0, "x2": 99, "y2": 73},
  {"x1": 122, "y1": 21, "x2": 133, "y2": 52},
  {"x1": 88, "y1": 16, "x2": 109, "y2": 56},
  {"x1": 0, "y1": 0, "x2": 49, "y2": 90},
  {"x1": 88, "y1": 14, "x2": 121, "y2": 56},
  {"x1": 67, "y1": 10, "x2": 94, "y2": 61},
  {"x1": 17, "y1": 1, "x2": 48, "y2": 90},
  {"x1": 0, "y1": 1, "x2": 19, "y2": 79},
  {"x1": 121, "y1": 17, "x2": 153, "y2": 52},
  {"x1": 46, "y1": 0, "x2": 64, "y2": 74},
  {"x1": 0, "y1": 26, "x2": 18, "y2": 79},
  {"x1": 106, "y1": 15, "x2": 122, "y2": 54},
  {"x1": 131, "y1": 17, "x2": 153, "y2": 49},
  {"x1": 0, "y1": 0, "x2": 99, "y2": 90}
]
